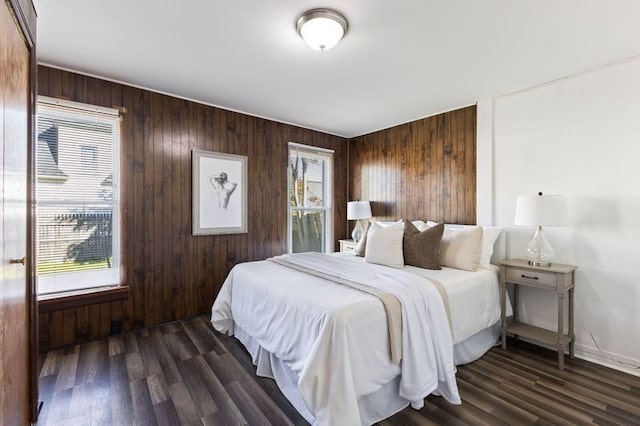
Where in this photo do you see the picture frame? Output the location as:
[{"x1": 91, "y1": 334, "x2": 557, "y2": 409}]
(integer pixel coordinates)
[{"x1": 192, "y1": 149, "x2": 247, "y2": 235}]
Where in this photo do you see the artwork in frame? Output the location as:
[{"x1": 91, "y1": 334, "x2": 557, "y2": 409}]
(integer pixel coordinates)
[{"x1": 192, "y1": 149, "x2": 248, "y2": 235}]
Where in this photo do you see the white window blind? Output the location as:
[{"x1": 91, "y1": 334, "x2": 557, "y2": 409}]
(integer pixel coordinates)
[
  {"x1": 288, "y1": 143, "x2": 334, "y2": 253},
  {"x1": 36, "y1": 96, "x2": 121, "y2": 295}
]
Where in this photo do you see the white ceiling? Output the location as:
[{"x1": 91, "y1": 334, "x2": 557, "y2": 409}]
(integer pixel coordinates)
[{"x1": 34, "y1": 0, "x2": 640, "y2": 138}]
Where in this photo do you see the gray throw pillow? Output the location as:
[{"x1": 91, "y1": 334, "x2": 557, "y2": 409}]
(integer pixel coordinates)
[{"x1": 403, "y1": 221, "x2": 444, "y2": 269}]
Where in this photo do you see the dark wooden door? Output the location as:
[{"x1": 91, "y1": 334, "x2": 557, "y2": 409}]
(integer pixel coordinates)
[{"x1": 0, "y1": 1, "x2": 31, "y2": 424}]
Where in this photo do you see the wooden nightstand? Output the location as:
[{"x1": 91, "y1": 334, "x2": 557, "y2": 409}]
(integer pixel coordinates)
[
  {"x1": 500, "y1": 259, "x2": 577, "y2": 370},
  {"x1": 339, "y1": 239, "x2": 358, "y2": 253}
]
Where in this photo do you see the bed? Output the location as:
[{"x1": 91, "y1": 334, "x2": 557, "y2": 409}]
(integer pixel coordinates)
[{"x1": 211, "y1": 221, "x2": 508, "y2": 425}]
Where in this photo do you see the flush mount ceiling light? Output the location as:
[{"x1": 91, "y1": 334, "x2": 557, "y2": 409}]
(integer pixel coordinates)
[{"x1": 296, "y1": 8, "x2": 348, "y2": 51}]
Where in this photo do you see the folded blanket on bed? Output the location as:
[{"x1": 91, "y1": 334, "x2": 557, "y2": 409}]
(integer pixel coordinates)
[{"x1": 270, "y1": 253, "x2": 403, "y2": 363}]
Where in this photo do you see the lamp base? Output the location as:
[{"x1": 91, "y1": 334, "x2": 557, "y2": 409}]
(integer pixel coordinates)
[
  {"x1": 528, "y1": 260, "x2": 551, "y2": 267},
  {"x1": 526, "y1": 226, "x2": 555, "y2": 267},
  {"x1": 351, "y1": 220, "x2": 364, "y2": 242}
]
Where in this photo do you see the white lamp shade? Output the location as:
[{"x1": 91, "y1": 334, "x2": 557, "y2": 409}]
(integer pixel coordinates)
[
  {"x1": 514, "y1": 195, "x2": 569, "y2": 226},
  {"x1": 347, "y1": 201, "x2": 372, "y2": 220},
  {"x1": 300, "y1": 17, "x2": 344, "y2": 51}
]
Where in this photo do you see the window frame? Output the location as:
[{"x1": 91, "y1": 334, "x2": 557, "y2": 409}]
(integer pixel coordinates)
[
  {"x1": 287, "y1": 142, "x2": 334, "y2": 254},
  {"x1": 35, "y1": 96, "x2": 123, "y2": 298}
]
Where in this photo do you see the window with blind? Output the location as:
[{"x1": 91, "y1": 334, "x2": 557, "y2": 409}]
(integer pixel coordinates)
[
  {"x1": 288, "y1": 143, "x2": 334, "y2": 253},
  {"x1": 36, "y1": 96, "x2": 121, "y2": 295}
]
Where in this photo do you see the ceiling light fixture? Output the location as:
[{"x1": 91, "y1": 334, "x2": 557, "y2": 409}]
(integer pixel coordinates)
[{"x1": 296, "y1": 8, "x2": 348, "y2": 52}]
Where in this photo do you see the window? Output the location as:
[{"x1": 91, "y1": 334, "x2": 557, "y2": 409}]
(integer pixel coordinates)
[
  {"x1": 288, "y1": 143, "x2": 333, "y2": 253},
  {"x1": 36, "y1": 96, "x2": 121, "y2": 295}
]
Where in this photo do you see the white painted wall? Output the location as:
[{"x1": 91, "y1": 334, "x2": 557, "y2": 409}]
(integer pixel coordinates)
[{"x1": 478, "y1": 57, "x2": 640, "y2": 375}]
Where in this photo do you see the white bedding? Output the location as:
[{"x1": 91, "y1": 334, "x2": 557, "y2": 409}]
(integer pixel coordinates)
[
  {"x1": 211, "y1": 253, "x2": 505, "y2": 425},
  {"x1": 401, "y1": 261, "x2": 506, "y2": 343}
]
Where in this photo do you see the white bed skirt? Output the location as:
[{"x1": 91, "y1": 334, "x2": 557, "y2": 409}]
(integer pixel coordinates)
[{"x1": 233, "y1": 321, "x2": 501, "y2": 425}]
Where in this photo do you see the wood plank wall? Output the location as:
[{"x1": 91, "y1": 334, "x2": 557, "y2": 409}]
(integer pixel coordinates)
[
  {"x1": 37, "y1": 66, "x2": 348, "y2": 350},
  {"x1": 349, "y1": 106, "x2": 476, "y2": 224}
]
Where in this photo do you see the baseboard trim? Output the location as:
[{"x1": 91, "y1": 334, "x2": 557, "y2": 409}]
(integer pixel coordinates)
[
  {"x1": 574, "y1": 343, "x2": 640, "y2": 378},
  {"x1": 506, "y1": 334, "x2": 640, "y2": 378}
]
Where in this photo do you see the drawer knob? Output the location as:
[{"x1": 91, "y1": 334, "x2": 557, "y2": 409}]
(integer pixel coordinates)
[{"x1": 521, "y1": 274, "x2": 538, "y2": 280}]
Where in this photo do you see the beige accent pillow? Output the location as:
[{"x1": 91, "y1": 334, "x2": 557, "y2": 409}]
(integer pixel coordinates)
[
  {"x1": 364, "y1": 221, "x2": 404, "y2": 268},
  {"x1": 424, "y1": 221, "x2": 501, "y2": 268},
  {"x1": 403, "y1": 221, "x2": 444, "y2": 269},
  {"x1": 440, "y1": 226, "x2": 483, "y2": 271}
]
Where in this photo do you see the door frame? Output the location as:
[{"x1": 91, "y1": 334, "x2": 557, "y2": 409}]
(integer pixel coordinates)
[{"x1": 7, "y1": 0, "x2": 38, "y2": 422}]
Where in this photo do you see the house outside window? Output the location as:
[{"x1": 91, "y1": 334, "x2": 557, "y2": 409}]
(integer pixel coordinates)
[
  {"x1": 288, "y1": 143, "x2": 333, "y2": 253},
  {"x1": 36, "y1": 96, "x2": 121, "y2": 295}
]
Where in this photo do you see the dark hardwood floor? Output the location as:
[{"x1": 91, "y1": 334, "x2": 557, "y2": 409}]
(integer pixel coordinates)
[{"x1": 37, "y1": 316, "x2": 640, "y2": 425}]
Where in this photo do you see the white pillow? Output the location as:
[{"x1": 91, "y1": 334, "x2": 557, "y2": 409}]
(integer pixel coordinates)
[
  {"x1": 440, "y1": 226, "x2": 483, "y2": 271},
  {"x1": 377, "y1": 220, "x2": 404, "y2": 228},
  {"x1": 364, "y1": 221, "x2": 404, "y2": 268},
  {"x1": 479, "y1": 226, "x2": 503, "y2": 267}
]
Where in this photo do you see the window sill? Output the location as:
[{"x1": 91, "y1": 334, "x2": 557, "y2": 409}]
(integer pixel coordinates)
[{"x1": 38, "y1": 285, "x2": 129, "y2": 313}]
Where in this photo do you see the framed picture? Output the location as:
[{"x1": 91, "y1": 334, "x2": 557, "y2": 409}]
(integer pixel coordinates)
[{"x1": 192, "y1": 150, "x2": 247, "y2": 235}]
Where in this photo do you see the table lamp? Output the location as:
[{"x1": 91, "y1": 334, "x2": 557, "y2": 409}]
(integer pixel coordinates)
[
  {"x1": 514, "y1": 192, "x2": 568, "y2": 266},
  {"x1": 347, "y1": 201, "x2": 372, "y2": 242}
]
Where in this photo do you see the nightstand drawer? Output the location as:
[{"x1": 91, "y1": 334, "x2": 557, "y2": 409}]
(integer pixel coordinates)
[
  {"x1": 342, "y1": 244, "x2": 356, "y2": 252},
  {"x1": 506, "y1": 267, "x2": 557, "y2": 288},
  {"x1": 339, "y1": 239, "x2": 358, "y2": 252}
]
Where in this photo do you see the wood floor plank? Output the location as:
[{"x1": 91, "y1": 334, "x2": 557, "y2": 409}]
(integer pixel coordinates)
[
  {"x1": 36, "y1": 375, "x2": 57, "y2": 423},
  {"x1": 109, "y1": 353, "x2": 135, "y2": 425},
  {"x1": 175, "y1": 357, "x2": 218, "y2": 418},
  {"x1": 164, "y1": 329, "x2": 200, "y2": 362},
  {"x1": 196, "y1": 317, "x2": 228, "y2": 355},
  {"x1": 455, "y1": 376, "x2": 539, "y2": 425},
  {"x1": 75, "y1": 339, "x2": 109, "y2": 386},
  {"x1": 88, "y1": 380, "x2": 112, "y2": 425},
  {"x1": 138, "y1": 334, "x2": 164, "y2": 377},
  {"x1": 167, "y1": 380, "x2": 202, "y2": 425},
  {"x1": 53, "y1": 351, "x2": 79, "y2": 392},
  {"x1": 153, "y1": 399, "x2": 181, "y2": 426},
  {"x1": 37, "y1": 316, "x2": 640, "y2": 426},
  {"x1": 204, "y1": 350, "x2": 300, "y2": 425},
  {"x1": 124, "y1": 332, "x2": 139, "y2": 354},
  {"x1": 149, "y1": 326, "x2": 183, "y2": 385},
  {"x1": 39, "y1": 348, "x2": 63, "y2": 377},
  {"x1": 455, "y1": 367, "x2": 574, "y2": 425},
  {"x1": 181, "y1": 318, "x2": 218, "y2": 354},
  {"x1": 44, "y1": 387, "x2": 73, "y2": 424},
  {"x1": 189, "y1": 355, "x2": 247, "y2": 424},
  {"x1": 426, "y1": 395, "x2": 507, "y2": 426},
  {"x1": 67, "y1": 383, "x2": 95, "y2": 422},
  {"x1": 130, "y1": 377, "x2": 158, "y2": 426},
  {"x1": 108, "y1": 335, "x2": 125, "y2": 356},
  {"x1": 215, "y1": 339, "x2": 308, "y2": 425},
  {"x1": 418, "y1": 399, "x2": 467, "y2": 426},
  {"x1": 226, "y1": 380, "x2": 273, "y2": 426},
  {"x1": 147, "y1": 372, "x2": 171, "y2": 405},
  {"x1": 535, "y1": 379, "x2": 633, "y2": 425},
  {"x1": 125, "y1": 351, "x2": 146, "y2": 383}
]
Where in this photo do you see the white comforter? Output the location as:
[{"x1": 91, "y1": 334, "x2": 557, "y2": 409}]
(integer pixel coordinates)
[
  {"x1": 404, "y1": 262, "x2": 505, "y2": 343},
  {"x1": 211, "y1": 253, "x2": 461, "y2": 425}
]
